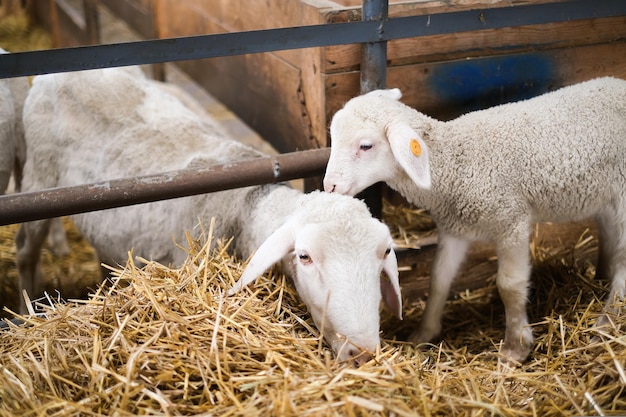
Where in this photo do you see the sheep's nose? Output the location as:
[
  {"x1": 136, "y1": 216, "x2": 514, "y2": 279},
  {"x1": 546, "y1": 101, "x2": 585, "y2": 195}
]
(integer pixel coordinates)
[{"x1": 349, "y1": 348, "x2": 373, "y2": 366}]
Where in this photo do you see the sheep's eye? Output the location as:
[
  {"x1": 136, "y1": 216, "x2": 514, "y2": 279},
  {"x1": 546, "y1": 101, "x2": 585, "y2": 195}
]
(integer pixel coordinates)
[
  {"x1": 359, "y1": 143, "x2": 373, "y2": 151},
  {"x1": 384, "y1": 247, "x2": 391, "y2": 257},
  {"x1": 297, "y1": 251, "x2": 312, "y2": 265}
]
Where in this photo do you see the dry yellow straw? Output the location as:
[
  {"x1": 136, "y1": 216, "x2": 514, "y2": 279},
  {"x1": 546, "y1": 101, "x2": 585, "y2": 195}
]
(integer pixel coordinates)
[{"x1": 0, "y1": 210, "x2": 624, "y2": 416}]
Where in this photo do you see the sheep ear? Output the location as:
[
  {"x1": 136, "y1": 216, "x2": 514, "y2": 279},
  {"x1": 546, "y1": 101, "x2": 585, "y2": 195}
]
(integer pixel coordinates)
[
  {"x1": 365, "y1": 88, "x2": 402, "y2": 101},
  {"x1": 386, "y1": 121, "x2": 431, "y2": 190},
  {"x1": 381, "y1": 248, "x2": 402, "y2": 319},
  {"x1": 227, "y1": 222, "x2": 295, "y2": 296}
]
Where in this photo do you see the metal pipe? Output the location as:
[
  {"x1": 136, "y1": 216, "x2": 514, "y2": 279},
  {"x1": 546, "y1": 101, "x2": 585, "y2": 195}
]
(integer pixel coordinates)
[
  {"x1": 359, "y1": 0, "x2": 389, "y2": 218},
  {"x1": 0, "y1": 148, "x2": 330, "y2": 226},
  {"x1": 360, "y1": 0, "x2": 388, "y2": 93}
]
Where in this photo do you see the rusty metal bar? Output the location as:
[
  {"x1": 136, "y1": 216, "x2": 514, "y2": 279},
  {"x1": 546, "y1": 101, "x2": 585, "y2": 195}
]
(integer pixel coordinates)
[{"x1": 0, "y1": 148, "x2": 330, "y2": 227}]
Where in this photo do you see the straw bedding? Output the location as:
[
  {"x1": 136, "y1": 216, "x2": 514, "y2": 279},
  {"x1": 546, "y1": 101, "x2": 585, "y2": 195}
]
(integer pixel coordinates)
[
  {"x1": 0, "y1": 219, "x2": 102, "y2": 317},
  {"x1": 0, "y1": 213, "x2": 624, "y2": 416},
  {"x1": 0, "y1": 6, "x2": 51, "y2": 52}
]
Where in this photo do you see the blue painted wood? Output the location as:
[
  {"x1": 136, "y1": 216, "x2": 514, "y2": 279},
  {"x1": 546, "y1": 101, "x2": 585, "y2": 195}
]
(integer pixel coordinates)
[{"x1": 428, "y1": 54, "x2": 556, "y2": 116}]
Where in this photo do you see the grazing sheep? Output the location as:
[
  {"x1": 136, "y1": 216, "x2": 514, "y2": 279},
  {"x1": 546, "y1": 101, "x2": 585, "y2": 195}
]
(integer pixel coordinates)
[
  {"x1": 324, "y1": 77, "x2": 626, "y2": 363},
  {"x1": 16, "y1": 66, "x2": 402, "y2": 364}
]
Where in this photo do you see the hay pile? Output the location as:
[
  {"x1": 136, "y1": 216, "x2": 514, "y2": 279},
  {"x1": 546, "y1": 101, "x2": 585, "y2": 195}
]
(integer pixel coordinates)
[
  {"x1": 382, "y1": 201, "x2": 437, "y2": 250},
  {"x1": 0, "y1": 6, "x2": 52, "y2": 52},
  {"x1": 0, "y1": 219, "x2": 624, "y2": 416}
]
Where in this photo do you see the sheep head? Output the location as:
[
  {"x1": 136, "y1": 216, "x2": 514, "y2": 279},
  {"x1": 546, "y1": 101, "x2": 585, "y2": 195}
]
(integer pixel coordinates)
[
  {"x1": 228, "y1": 191, "x2": 401, "y2": 366},
  {"x1": 324, "y1": 88, "x2": 431, "y2": 196}
]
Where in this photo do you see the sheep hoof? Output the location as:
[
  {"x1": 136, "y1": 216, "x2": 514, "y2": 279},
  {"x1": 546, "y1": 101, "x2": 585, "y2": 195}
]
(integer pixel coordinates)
[
  {"x1": 593, "y1": 311, "x2": 617, "y2": 331},
  {"x1": 407, "y1": 325, "x2": 440, "y2": 346},
  {"x1": 498, "y1": 351, "x2": 525, "y2": 367},
  {"x1": 499, "y1": 337, "x2": 532, "y2": 365},
  {"x1": 50, "y1": 243, "x2": 70, "y2": 257},
  {"x1": 48, "y1": 239, "x2": 71, "y2": 257},
  {"x1": 589, "y1": 313, "x2": 616, "y2": 343}
]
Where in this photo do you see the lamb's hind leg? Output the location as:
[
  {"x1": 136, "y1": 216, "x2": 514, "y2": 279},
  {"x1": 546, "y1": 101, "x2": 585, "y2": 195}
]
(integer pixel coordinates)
[
  {"x1": 15, "y1": 219, "x2": 51, "y2": 314},
  {"x1": 595, "y1": 210, "x2": 626, "y2": 329},
  {"x1": 496, "y1": 241, "x2": 534, "y2": 364},
  {"x1": 595, "y1": 212, "x2": 616, "y2": 283}
]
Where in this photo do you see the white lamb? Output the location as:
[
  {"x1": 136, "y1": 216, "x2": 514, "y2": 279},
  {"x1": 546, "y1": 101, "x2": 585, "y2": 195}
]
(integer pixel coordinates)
[
  {"x1": 323, "y1": 77, "x2": 626, "y2": 363},
  {"x1": 17, "y1": 66, "x2": 402, "y2": 364}
]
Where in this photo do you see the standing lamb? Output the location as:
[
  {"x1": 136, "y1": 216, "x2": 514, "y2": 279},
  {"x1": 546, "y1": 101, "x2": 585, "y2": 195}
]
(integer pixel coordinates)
[
  {"x1": 16, "y1": 66, "x2": 402, "y2": 365},
  {"x1": 323, "y1": 77, "x2": 626, "y2": 363}
]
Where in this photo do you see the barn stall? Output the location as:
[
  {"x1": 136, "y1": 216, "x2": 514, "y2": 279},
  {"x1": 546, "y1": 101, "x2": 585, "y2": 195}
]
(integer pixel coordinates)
[{"x1": 0, "y1": 0, "x2": 625, "y2": 415}]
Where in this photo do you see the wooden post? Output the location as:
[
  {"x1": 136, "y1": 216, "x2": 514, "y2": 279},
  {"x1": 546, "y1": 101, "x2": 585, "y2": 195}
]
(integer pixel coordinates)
[
  {"x1": 83, "y1": 0, "x2": 100, "y2": 45},
  {"x1": 48, "y1": 0, "x2": 61, "y2": 48},
  {"x1": 151, "y1": 0, "x2": 166, "y2": 81}
]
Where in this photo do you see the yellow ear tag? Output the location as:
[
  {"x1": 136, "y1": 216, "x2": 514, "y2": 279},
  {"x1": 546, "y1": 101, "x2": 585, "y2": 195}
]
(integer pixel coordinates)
[{"x1": 410, "y1": 138, "x2": 422, "y2": 157}]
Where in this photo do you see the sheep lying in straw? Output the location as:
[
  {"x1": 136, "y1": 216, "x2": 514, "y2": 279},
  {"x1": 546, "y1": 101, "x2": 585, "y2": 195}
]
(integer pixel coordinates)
[
  {"x1": 16, "y1": 66, "x2": 401, "y2": 364},
  {"x1": 324, "y1": 77, "x2": 626, "y2": 363}
]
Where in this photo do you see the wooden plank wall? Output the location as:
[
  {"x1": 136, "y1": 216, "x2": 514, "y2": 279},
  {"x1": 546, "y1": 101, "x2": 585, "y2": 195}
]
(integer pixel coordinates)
[
  {"x1": 154, "y1": 0, "x2": 341, "y2": 154},
  {"x1": 99, "y1": 0, "x2": 155, "y2": 40},
  {"x1": 31, "y1": 0, "x2": 99, "y2": 47},
  {"x1": 323, "y1": 4, "x2": 626, "y2": 122},
  {"x1": 98, "y1": 0, "x2": 163, "y2": 79}
]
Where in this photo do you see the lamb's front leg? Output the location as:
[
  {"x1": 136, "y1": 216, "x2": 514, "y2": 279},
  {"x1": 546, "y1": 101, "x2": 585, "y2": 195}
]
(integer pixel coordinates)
[
  {"x1": 496, "y1": 243, "x2": 534, "y2": 363},
  {"x1": 410, "y1": 233, "x2": 470, "y2": 344}
]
